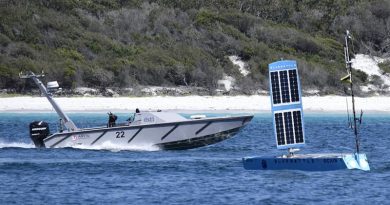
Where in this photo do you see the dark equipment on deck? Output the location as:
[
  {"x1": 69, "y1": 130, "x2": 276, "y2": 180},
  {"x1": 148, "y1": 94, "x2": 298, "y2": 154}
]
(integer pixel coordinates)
[{"x1": 107, "y1": 112, "x2": 118, "y2": 127}]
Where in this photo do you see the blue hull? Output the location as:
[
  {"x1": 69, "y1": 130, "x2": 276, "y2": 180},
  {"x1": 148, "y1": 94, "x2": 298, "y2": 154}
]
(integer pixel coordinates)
[{"x1": 243, "y1": 153, "x2": 370, "y2": 171}]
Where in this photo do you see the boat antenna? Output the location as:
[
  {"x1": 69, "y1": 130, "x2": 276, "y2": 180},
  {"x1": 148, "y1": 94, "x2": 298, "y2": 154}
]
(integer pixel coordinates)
[
  {"x1": 19, "y1": 71, "x2": 78, "y2": 131},
  {"x1": 344, "y1": 30, "x2": 361, "y2": 153}
]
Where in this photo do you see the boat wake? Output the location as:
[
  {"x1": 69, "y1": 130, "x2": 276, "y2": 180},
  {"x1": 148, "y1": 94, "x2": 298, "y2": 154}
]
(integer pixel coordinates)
[
  {"x1": 0, "y1": 141, "x2": 35, "y2": 149},
  {"x1": 0, "y1": 139, "x2": 160, "y2": 152},
  {"x1": 69, "y1": 141, "x2": 161, "y2": 152}
]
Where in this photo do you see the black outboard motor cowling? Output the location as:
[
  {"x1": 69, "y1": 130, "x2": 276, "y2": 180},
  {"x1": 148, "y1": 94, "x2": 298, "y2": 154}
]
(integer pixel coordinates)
[{"x1": 29, "y1": 121, "x2": 50, "y2": 148}]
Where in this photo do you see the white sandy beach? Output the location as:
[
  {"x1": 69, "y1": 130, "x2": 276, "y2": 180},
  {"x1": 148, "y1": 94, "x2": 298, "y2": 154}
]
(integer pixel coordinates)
[
  {"x1": 0, "y1": 54, "x2": 387, "y2": 113},
  {"x1": 0, "y1": 95, "x2": 389, "y2": 113}
]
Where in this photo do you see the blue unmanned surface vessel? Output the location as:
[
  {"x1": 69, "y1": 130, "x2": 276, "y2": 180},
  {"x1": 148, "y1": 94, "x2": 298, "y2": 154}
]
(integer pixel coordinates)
[{"x1": 243, "y1": 31, "x2": 370, "y2": 171}]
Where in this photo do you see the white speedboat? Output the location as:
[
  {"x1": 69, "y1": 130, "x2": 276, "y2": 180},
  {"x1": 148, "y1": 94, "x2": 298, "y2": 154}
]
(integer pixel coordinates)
[{"x1": 22, "y1": 72, "x2": 253, "y2": 150}]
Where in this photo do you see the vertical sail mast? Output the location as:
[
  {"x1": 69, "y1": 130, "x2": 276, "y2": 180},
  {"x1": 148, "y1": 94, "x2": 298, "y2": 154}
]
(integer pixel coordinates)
[{"x1": 344, "y1": 30, "x2": 360, "y2": 153}]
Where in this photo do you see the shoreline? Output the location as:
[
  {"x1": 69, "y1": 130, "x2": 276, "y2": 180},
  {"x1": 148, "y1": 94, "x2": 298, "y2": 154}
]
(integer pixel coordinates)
[
  {"x1": 1, "y1": 110, "x2": 388, "y2": 116},
  {"x1": 0, "y1": 95, "x2": 389, "y2": 113}
]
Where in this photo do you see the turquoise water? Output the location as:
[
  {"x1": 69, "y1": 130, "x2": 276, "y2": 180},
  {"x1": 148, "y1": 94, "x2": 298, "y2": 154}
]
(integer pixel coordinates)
[{"x1": 0, "y1": 112, "x2": 389, "y2": 204}]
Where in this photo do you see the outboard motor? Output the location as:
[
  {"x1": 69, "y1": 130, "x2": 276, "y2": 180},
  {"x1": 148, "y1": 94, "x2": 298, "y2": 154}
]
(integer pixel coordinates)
[{"x1": 29, "y1": 121, "x2": 50, "y2": 148}]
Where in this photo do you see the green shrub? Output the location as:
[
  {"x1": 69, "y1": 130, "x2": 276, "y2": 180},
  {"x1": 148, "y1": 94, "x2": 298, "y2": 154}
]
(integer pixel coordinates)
[
  {"x1": 83, "y1": 67, "x2": 114, "y2": 88},
  {"x1": 293, "y1": 36, "x2": 320, "y2": 54},
  {"x1": 195, "y1": 9, "x2": 220, "y2": 26},
  {"x1": 379, "y1": 61, "x2": 390, "y2": 74},
  {"x1": 86, "y1": 39, "x2": 103, "y2": 53},
  {"x1": 0, "y1": 64, "x2": 16, "y2": 88},
  {"x1": 63, "y1": 66, "x2": 77, "y2": 88},
  {"x1": 55, "y1": 48, "x2": 84, "y2": 61},
  {"x1": 9, "y1": 43, "x2": 36, "y2": 59},
  {"x1": 354, "y1": 69, "x2": 368, "y2": 83},
  {"x1": 110, "y1": 43, "x2": 140, "y2": 58},
  {"x1": 241, "y1": 45, "x2": 257, "y2": 60},
  {"x1": 0, "y1": 33, "x2": 11, "y2": 46},
  {"x1": 220, "y1": 24, "x2": 247, "y2": 41},
  {"x1": 369, "y1": 75, "x2": 384, "y2": 87},
  {"x1": 41, "y1": 0, "x2": 80, "y2": 11}
]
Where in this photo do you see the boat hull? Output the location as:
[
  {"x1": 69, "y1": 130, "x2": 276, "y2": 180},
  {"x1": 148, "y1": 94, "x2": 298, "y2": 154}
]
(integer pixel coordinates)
[
  {"x1": 42, "y1": 115, "x2": 253, "y2": 150},
  {"x1": 243, "y1": 153, "x2": 370, "y2": 171}
]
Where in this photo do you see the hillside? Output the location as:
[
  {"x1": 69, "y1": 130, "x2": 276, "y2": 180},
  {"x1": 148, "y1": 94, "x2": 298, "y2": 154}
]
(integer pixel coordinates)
[{"x1": 0, "y1": 0, "x2": 389, "y2": 95}]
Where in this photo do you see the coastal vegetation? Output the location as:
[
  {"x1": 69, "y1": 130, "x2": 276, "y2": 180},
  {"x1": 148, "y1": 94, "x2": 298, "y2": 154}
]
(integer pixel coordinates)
[{"x1": 0, "y1": 0, "x2": 389, "y2": 95}]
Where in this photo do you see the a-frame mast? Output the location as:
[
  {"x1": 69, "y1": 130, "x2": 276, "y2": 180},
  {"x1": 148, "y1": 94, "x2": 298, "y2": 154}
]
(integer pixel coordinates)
[{"x1": 20, "y1": 71, "x2": 78, "y2": 131}]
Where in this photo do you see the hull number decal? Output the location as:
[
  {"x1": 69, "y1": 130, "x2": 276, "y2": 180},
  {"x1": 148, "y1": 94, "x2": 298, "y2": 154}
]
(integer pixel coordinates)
[
  {"x1": 143, "y1": 117, "x2": 155, "y2": 123},
  {"x1": 72, "y1": 134, "x2": 90, "y2": 141},
  {"x1": 116, "y1": 131, "x2": 125, "y2": 138}
]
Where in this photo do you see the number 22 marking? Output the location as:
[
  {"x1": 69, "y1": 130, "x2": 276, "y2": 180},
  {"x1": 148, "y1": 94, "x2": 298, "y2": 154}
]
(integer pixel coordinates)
[{"x1": 116, "y1": 131, "x2": 125, "y2": 138}]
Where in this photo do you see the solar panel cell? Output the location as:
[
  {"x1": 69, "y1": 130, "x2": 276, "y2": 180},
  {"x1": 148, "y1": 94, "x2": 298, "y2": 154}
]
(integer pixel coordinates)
[
  {"x1": 274, "y1": 113, "x2": 285, "y2": 145},
  {"x1": 280, "y1": 71, "x2": 290, "y2": 103},
  {"x1": 284, "y1": 112, "x2": 294, "y2": 144},
  {"x1": 293, "y1": 111, "x2": 304, "y2": 143},
  {"x1": 270, "y1": 72, "x2": 281, "y2": 104},
  {"x1": 289, "y1": 70, "x2": 300, "y2": 102}
]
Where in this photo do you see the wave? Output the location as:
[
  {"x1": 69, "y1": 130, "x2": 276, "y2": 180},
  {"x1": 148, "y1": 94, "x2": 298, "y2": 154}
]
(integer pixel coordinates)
[
  {"x1": 70, "y1": 141, "x2": 160, "y2": 152},
  {"x1": 0, "y1": 141, "x2": 35, "y2": 149},
  {"x1": 0, "y1": 140, "x2": 159, "y2": 151}
]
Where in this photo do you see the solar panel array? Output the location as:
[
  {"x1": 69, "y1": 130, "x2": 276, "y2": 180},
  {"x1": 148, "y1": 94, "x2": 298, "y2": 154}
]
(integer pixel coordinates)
[
  {"x1": 274, "y1": 109, "x2": 304, "y2": 146},
  {"x1": 269, "y1": 60, "x2": 305, "y2": 149},
  {"x1": 270, "y1": 69, "x2": 300, "y2": 105}
]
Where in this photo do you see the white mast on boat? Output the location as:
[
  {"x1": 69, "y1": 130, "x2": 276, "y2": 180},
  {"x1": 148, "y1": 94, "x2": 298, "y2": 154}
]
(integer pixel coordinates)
[
  {"x1": 343, "y1": 30, "x2": 361, "y2": 154},
  {"x1": 20, "y1": 71, "x2": 78, "y2": 131}
]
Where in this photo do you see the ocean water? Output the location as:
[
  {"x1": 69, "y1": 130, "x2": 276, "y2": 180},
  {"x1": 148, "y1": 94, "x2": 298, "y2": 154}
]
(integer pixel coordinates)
[{"x1": 0, "y1": 112, "x2": 389, "y2": 204}]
